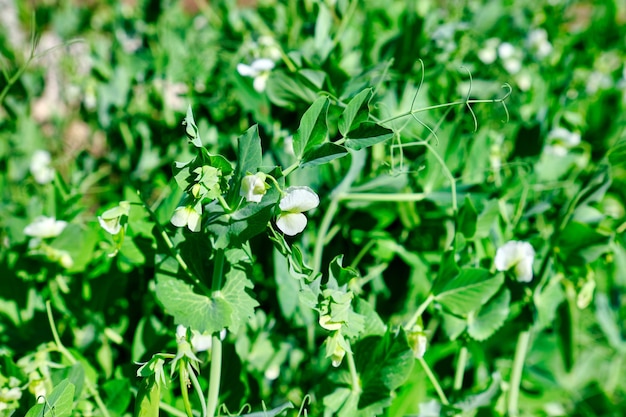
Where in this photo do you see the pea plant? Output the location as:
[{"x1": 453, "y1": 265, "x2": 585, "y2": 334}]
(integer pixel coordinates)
[
  {"x1": 96, "y1": 76, "x2": 525, "y2": 417},
  {"x1": 2, "y1": 1, "x2": 625, "y2": 416}
]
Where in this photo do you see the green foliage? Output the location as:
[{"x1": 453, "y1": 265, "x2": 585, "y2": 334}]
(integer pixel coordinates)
[{"x1": 2, "y1": 0, "x2": 626, "y2": 416}]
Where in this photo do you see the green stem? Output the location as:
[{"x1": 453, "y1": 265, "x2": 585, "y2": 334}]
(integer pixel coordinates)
[
  {"x1": 508, "y1": 329, "x2": 531, "y2": 417},
  {"x1": 453, "y1": 345, "x2": 468, "y2": 391},
  {"x1": 206, "y1": 335, "x2": 223, "y2": 417},
  {"x1": 180, "y1": 361, "x2": 194, "y2": 417},
  {"x1": 159, "y1": 401, "x2": 190, "y2": 417},
  {"x1": 418, "y1": 357, "x2": 449, "y2": 406},
  {"x1": 378, "y1": 87, "x2": 512, "y2": 125},
  {"x1": 135, "y1": 190, "x2": 211, "y2": 294},
  {"x1": 312, "y1": 197, "x2": 340, "y2": 275},
  {"x1": 405, "y1": 294, "x2": 434, "y2": 330},
  {"x1": 349, "y1": 240, "x2": 376, "y2": 269},
  {"x1": 346, "y1": 343, "x2": 361, "y2": 394},
  {"x1": 206, "y1": 250, "x2": 226, "y2": 417},
  {"x1": 188, "y1": 363, "x2": 207, "y2": 417},
  {"x1": 282, "y1": 161, "x2": 300, "y2": 177},
  {"x1": 312, "y1": 150, "x2": 366, "y2": 275},
  {"x1": 46, "y1": 301, "x2": 111, "y2": 417},
  {"x1": 338, "y1": 192, "x2": 427, "y2": 202}
]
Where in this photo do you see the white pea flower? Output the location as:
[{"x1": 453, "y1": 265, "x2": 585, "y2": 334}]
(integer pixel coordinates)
[
  {"x1": 171, "y1": 205, "x2": 202, "y2": 232},
  {"x1": 24, "y1": 216, "x2": 67, "y2": 239},
  {"x1": 237, "y1": 58, "x2": 275, "y2": 92},
  {"x1": 498, "y1": 42, "x2": 522, "y2": 74},
  {"x1": 30, "y1": 150, "x2": 55, "y2": 184},
  {"x1": 98, "y1": 201, "x2": 131, "y2": 235},
  {"x1": 545, "y1": 127, "x2": 581, "y2": 156},
  {"x1": 477, "y1": 38, "x2": 500, "y2": 64},
  {"x1": 176, "y1": 325, "x2": 213, "y2": 352},
  {"x1": 276, "y1": 186, "x2": 319, "y2": 236},
  {"x1": 494, "y1": 240, "x2": 535, "y2": 282},
  {"x1": 240, "y1": 173, "x2": 268, "y2": 203},
  {"x1": 527, "y1": 28, "x2": 552, "y2": 59}
]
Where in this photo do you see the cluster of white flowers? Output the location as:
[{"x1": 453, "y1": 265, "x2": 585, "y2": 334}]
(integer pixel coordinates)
[
  {"x1": 239, "y1": 173, "x2": 320, "y2": 236},
  {"x1": 494, "y1": 240, "x2": 535, "y2": 282}
]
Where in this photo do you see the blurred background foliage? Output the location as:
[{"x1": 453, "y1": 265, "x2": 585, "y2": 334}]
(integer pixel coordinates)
[{"x1": 1, "y1": 0, "x2": 625, "y2": 415}]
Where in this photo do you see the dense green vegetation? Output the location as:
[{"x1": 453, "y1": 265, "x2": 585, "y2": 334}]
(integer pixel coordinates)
[{"x1": 1, "y1": 0, "x2": 625, "y2": 416}]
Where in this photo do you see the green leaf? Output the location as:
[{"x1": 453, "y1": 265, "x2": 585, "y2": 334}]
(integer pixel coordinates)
[
  {"x1": 134, "y1": 375, "x2": 160, "y2": 417},
  {"x1": 221, "y1": 268, "x2": 260, "y2": 333},
  {"x1": 558, "y1": 221, "x2": 611, "y2": 264},
  {"x1": 329, "y1": 255, "x2": 359, "y2": 287},
  {"x1": 441, "y1": 312, "x2": 467, "y2": 340},
  {"x1": 299, "y1": 69, "x2": 327, "y2": 89},
  {"x1": 356, "y1": 328, "x2": 414, "y2": 409},
  {"x1": 234, "y1": 125, "x2": 263, "y2": 180},
  {"x1": 184, "y1": 106, "x2": 202, "y2": 148},
  {"x1": 534, "y1": 276, "x2": 565, "y2": 331},
  {"x1": 266, "y1": 70, "x2": 319, "y2": 108},
  {"x1": 474, "y1": 199, "x2": 500, "y2": 238},
  {"x1": 344, "y1": 122, "x2": 394, "y2": 150},
  {"x1": 25, "y1": 379, "x2": 75, "y2": 417},
  {"x1": 432, "y1": 250, "x2": 460, "y2": 295},
  {"x1": 433, "y1": 268, "x2": 504, "y2": 316},
  {"x1": 467, "y1": 288, "x2": 510, "y2": 341},
  {"x1": 301, "y1": 142, "x2": 348, "y2": 167},
  {"x1": 155, "y1": 274, "x2": 233, "y2": 334},
  {"x1": 293, "y1": 96, "x2": 330, "y2": 158},
  {"x1": 339, "y1": 88, "x2": 372, "y2": 136},
  {"x1": 103, "y1": 378, "x2": 132, "y2": 414},
  {"x1": 354, "y1": 297, "x2": 386, "y2": 337},
  {"x1": 458, "y1": 196, "x2": 478, "y2": 239}
]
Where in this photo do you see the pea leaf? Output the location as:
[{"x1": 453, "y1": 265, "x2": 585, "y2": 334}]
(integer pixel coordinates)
[
  {"x1": 266, "y1": 70, "x2": 319, "y2": 108},
  {"x1": 344, "y1": 122, "x2": 394, "y2": 150},
  {"x1": 133, "y1": 375, "x2": 160, "y2": 417},
  {"x1": 355, "y1": 328, "x2": 414, "y2": 409},
  {"x1": 433, "y1": 268, "x2": 504, "y2": 316},
  {"x1": 220, "y1": 267, "x2": 259, "y2": 333},
  {"x1": 25, "y1": 379, "x2": 75, "y2": 417},
  {"x1": 155, "y1": 274, "x2": 233, "y2": 334},
  {"x1": 301, "y1": 142, "x2": 348, "y2": 167},
  {"x1": 293, "y1": 96, "x2": 330, "y2": 158},
  {"x1": 155, "y1": 264, "x2": 258, "y2": 334},
  {"x1": 184, "y1": 106, "x2": 202, "y2": 148},
  {"x1": 467, "y1": 288, "x2": 510, "y2": 341},
  {"x1": 234, "y1": 125, "x2": 263, "y2": 179},
  {"x1": 339, "y1": 88, "x2": 372, "y2": 136},
  {"x1": 458, "y1": 196, "x2": 478, "y2": 239}
]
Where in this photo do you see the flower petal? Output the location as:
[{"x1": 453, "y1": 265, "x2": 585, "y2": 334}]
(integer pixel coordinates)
[
  {"x1": 171, "y1": 207, "x2": 190, "y2": 228},
  {"x1": 276, "y1": 212, "x2": 308, "y2": 236},
  {"x1": 187, "y1": 209, "x2": 202, "y2": 232},
  {"x1": 24, "y1": 216, "x2": 67, "y2": 238},
  {"x1": 494, "y1": 240, "x2": 535, "y2": 282},
  {"x1": 250, "y1": 58, "x2": 275, "y2": 72},
  {"x1": 237, "y1": 63, "x2": 257, "y2": 77},
  {"x1": 279, "y1": 187, "x2": 319, "y2": 213},
  {"x1": 98, "y1": 216, "x2": 122, "y2": 235}
]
